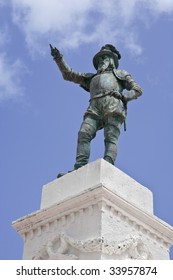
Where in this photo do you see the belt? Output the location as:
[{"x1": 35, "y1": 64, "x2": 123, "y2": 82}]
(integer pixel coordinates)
[{"x1": 89, "y1": 90, "x2": 122, "y2": 101}]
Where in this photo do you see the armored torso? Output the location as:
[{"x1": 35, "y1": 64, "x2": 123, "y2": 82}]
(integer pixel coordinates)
[{"x1": 89, "y1": 71, "x2": 121, "y2": 99}]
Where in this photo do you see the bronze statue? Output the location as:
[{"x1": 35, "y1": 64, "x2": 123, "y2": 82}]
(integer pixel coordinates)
[{"x1": 50, "y1": 44, "x2": 142, "y2": 176}]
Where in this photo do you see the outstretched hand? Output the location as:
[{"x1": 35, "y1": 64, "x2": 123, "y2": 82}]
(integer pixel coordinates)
[{"x1": 49, "y1": 44, "x2": 61, "y2": 59}]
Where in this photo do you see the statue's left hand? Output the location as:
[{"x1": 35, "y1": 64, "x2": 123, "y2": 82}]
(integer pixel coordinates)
[{"x1": 121, "y1": 93, "x2": 128, "y2": 104}]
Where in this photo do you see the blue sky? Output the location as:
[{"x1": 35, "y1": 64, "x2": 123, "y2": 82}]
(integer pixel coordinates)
[{"x1": 0, "y1": 0, "x2": 173, "y2": 260}]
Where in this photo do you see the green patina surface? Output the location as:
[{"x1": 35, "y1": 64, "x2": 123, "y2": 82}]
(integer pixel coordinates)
[{"x1": 50, "y1": 44, "x2": 142, "y2": 176}]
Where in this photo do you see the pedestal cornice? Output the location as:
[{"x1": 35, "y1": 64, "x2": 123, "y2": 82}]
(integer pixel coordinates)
[{"x1": 12, "y1": 185, "x2": 173, "y2": 247}]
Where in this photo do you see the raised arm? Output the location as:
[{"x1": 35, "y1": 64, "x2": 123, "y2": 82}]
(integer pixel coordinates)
[{"x1": 50, "y1": 44, "x2": 85, "y2": 85}]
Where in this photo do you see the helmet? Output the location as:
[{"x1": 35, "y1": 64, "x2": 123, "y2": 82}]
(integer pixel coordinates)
[{"x1": 93, "y1": 44, "x2": 121, "y2": 69}]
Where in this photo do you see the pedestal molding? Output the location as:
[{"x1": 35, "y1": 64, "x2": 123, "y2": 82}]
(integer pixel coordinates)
[{"x1": 12, "y1": 185, "x2": 173, "y2": 247}]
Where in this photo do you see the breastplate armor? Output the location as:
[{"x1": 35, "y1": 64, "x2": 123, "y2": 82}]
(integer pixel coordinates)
[{"x1": 90, "y1": 72, "x2": 119, "y2": 98}]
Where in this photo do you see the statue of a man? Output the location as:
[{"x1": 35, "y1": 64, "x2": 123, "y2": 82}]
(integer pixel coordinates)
[{"x1": 50, "y1": 44, "x2": 142, "y2": 173}]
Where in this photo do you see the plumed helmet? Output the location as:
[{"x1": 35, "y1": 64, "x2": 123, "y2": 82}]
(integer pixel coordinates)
[{"x1": 93, "y1": 44, "x2": 121, "y2": 69}]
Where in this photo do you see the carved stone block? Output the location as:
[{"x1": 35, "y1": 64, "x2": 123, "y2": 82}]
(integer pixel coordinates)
[{"x1": 12, "y1": 159, "x2": 173, "y2": 259}]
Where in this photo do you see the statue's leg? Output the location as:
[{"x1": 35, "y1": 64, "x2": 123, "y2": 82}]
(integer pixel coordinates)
[
  {"x1": 103, "y1": 115, "x2": 122, "y2": 165},
  {"x1": 74, "y1": 116, "x2": 99, "y2": 169}
]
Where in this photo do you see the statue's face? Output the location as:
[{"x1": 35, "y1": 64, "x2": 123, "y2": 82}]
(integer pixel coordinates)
[
  {"x1": 97, "y1": 54, "x2": 111, "y2": 72},
  {"x1": 98, "y1": 54, "x2": 111, "y2": 64}
]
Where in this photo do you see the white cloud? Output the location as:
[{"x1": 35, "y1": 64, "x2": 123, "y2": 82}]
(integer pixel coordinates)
[
  {"x1": 149, "y1": 0, "x2": 173, "y2": 13},
  {"x1": 11, "y1": 0, "x2": 173, "y2": 56},
  {"x1": 0, "y1": 0, "x2": 4, "y2": 6},
  {"x1": 0, "y1": 26, "x2": 10, "y2": 47},
  {"x1": 0, "y1": 53, "x2": 25, "y2": 101}
]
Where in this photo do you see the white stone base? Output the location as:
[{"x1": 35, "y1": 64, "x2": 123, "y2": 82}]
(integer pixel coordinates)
[
  {"x1": 12, "y1": 159, "x2": 173, "y2": 260},
  {"x1": 40, "y1": 159, "x2": 153, "y2": 213}
]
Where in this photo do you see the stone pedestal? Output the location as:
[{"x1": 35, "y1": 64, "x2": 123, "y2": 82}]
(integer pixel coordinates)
[{"x1": 12, "y1": 159, "x2": 173, "y2": 260}]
